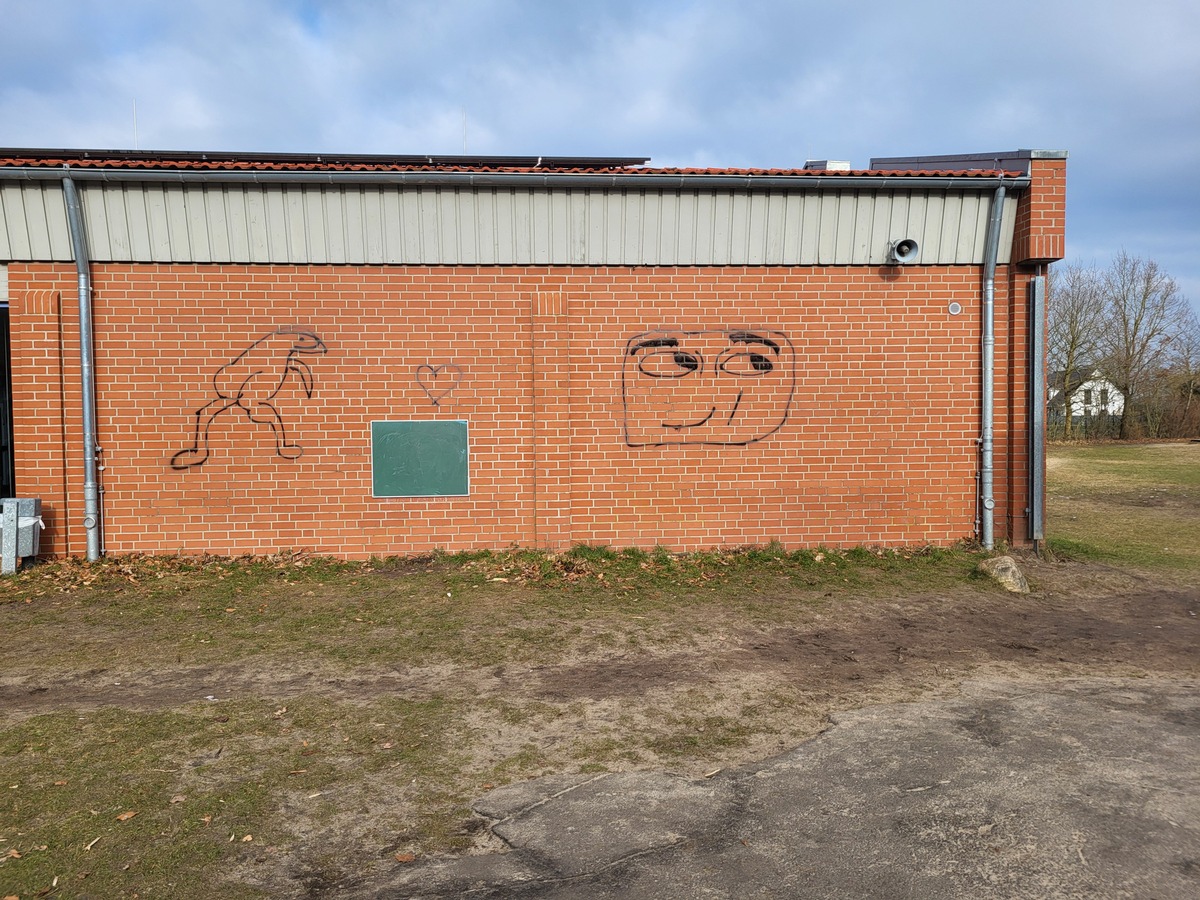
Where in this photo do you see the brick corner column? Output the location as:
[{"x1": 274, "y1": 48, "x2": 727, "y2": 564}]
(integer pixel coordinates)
[{"x1": 530, "y1": 290, "x2": 573, "y2": 551}]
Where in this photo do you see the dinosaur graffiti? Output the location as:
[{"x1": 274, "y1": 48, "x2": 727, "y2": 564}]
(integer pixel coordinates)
[{"x1": 171, "y1": 328, "x2": 327, "y2": 469}]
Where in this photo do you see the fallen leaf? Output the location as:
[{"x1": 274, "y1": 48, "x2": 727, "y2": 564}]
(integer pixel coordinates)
[
  {"x1": 241, "y1": 834, "x2": 253, "y2": 842},
  {"x1": 273, "y1": 707, "x2": 287, "y2": 718},
  {"x1": 200, "y1": 815, "x2": 212, "y2": 826},
  {"x1": 4, "y1": 848, "x2": 20, "y2": 858},
  {"x1": 394, "y1": 852, "x2": 416, "y2": 863},
  {"x1": 380, "y1": 742, "x2": 393, "y2": 750},
  {"x1": 54, "y1": 780, "x2": 68, "y2": 786},
  {"x1": 116, "y1": 810, "x2": 138, "y2": 821},
  {"x1": 170, "y1": 795, "x2": 186, "y2": 804}
]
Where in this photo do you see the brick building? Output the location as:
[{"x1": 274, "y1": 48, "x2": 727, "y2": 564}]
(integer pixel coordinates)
[{"x1": 0, "y1": 148, "x2": 1066, "y2": 560}]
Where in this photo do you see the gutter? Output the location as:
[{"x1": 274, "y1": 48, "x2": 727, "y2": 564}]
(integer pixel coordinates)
[
  {"x1": 0, "y1": 166, "x2": 1030, "y2": 193},
  {"x1": 978, "y1": 182, "x2": 1007, "y2": 550},
  {"x1": 60, "y1": 174, "x2": 103, "y2": 561}
]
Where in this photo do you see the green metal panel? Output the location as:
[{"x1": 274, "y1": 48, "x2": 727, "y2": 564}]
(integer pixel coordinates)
[{"x1": 371, "y1": 420, "x2": 469, "y2": 498}]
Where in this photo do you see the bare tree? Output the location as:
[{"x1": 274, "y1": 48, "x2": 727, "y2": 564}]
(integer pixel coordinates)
[
  {"x1": 1097, "y1": 252, "x2": 1190, "y2": 438},
  {"x1": 1047, "y1": 262, "x2": 1104, "y2": 437},
  {"x1": 1168, "y1": 308, "x2": 1200, "y2": 436}
]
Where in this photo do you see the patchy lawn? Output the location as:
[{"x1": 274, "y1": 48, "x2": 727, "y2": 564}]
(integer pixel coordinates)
[
  {"x1": 1046, "y1": 440, "x2": 1200, "y2": 574},
  {"x1": 2, "y1": 448, "x2": 1198, "y2": 898}
]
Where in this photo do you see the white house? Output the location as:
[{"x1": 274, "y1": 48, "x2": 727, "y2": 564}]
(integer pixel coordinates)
[{"x1": 1048, "y1": 368, "x2": 1124, "y2": 424}]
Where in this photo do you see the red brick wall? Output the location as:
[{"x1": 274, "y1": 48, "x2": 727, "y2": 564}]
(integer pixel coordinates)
[
  {"x1": 1014, "y1": 157, "x2": 1067, "y2": 265},
  {"x1": 8, "y1": 261, "x2": 1034, "y2": 558}
]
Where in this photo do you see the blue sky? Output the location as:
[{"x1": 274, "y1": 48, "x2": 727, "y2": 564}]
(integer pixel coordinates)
[{"x1": 2, "y1": 0, "x2": 1198, "y2": 311}]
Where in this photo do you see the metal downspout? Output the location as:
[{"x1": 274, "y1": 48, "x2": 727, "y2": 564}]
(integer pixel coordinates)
[
  {"x1": 979, "y1": 183, "x2": 1007, "y2": 550},
  {"x1": 61, "y1": 175, "x2": 103, "y2": 561}
]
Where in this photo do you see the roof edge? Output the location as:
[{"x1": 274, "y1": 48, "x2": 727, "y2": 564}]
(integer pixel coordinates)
[
  {"x1": 870, "y1": 150, "x2": 1069, "y2": 174},
  {"x1": 0, "y1": 148, "x2": 653, "y2": 169}
]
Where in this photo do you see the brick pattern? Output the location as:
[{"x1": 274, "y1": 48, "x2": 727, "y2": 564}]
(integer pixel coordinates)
[
  {"x1": 8, "y1": 258, "x2": 1040, "y2": 558},
  {"x1": 1013, "y1": 158, "x2": 1067, "y2": 265}
]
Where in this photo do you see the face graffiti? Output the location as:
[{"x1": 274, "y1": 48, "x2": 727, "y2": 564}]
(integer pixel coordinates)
[{"x1": 622, "y1": 329, "x2": 795, "y2": 446}]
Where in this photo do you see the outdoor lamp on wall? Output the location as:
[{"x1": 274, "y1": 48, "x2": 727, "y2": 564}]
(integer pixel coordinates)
[{"x1": 888, "y1": 238, "x2": 920, "y2": 264}]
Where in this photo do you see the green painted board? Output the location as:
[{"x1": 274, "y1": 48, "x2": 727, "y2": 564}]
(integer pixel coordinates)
[{"x1": 371, "y1": 420, "x2": 469, "y2": 497}]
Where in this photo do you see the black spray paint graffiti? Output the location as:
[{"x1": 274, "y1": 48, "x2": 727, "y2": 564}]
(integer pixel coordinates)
[
  {"x1": 171, "y1": 329, "x2": 328, "y2": 469},
  {"x1": 622, "y1": 329, "x2": 795, "y2": 447},
  {"x1": 415, "y1": 363, "x2": 462, "y2": 406}
]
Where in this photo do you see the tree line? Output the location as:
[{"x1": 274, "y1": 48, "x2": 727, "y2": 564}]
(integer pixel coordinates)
[{"x1": 1048, "y1": 252, "x2": 1199, "y2": 439}]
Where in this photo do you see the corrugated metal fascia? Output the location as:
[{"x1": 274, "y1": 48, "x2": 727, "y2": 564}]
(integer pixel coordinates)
[{"x1": 0, "y1": 178, "x2": 1022, "y2": 266}]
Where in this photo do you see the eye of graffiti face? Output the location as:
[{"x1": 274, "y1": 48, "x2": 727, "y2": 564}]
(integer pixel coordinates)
[
  {"x1": 632, "y1": 339, "x2": 704, "y2": 379},
  {"x1": 622, "y1": 329, "x2": 795, "y2": 447},
  {"x1": 717, "y1": 348, "x2": 774, "y2": 376}
]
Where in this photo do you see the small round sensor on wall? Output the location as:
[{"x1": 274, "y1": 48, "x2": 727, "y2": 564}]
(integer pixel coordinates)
[{"x1": 948, "y1": 302, "x2": 963, "y2": 316}]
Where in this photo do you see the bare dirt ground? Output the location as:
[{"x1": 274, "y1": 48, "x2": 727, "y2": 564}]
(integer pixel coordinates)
[{"x1": 4, "y1": 556, "x2": 1196, "y2": 768}]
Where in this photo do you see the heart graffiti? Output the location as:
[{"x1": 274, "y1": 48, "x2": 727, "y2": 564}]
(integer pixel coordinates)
[{"x1": 415, "y1": 364, "x2": 463, "y2": 406}]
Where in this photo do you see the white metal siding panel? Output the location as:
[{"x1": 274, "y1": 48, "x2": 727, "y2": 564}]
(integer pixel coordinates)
[
  {"x1": 850, "y1": 193, "x2": 874, "y2": 264},
  {"x1": 206, "y1": 189, "x2": 232, "y2": 262},
  {"x1": 187, "y1": 186, "x2": 214, "y2": 262},
  {"x1": 0, "y1": 185, "x2": 33, "y2": 259},
  {"x1": 225, "y1": 188, "x2": 253, "y2": 263},
  {"x1": 936, "y1": 194, "x2": 961, "y2": 263},
  {"x1": 123, "y1": 187, "x2": 154, "y2": 261},
  {"x1": 101, "y1": 187, "x2": 133, "y2": 259},
  {"x1": 998, "y1": 194, "x2": 1018, "y2": 264},
  {"x1": 641, "y1": 191, "x2": 663, "y2": 265},
  {"x1": 915, "y1": 193, "x2": 941, "y2": 263},
  {"x1": 281, "y1": 190, "x2": 306, "y2": 263},
  {"x1": 144, "y1": 186, "x2": 173, "y2": 261},
  {"x1": 530, "y1": 192, "x2": 550, "y2": 265},
  {"x1": 83, "y1": 189, "x2": 114, "y2": 260},
  {"x1": 471, "y1": 190, "x2": 496, "y2": 265},
  {"x1": 727, "y1": 192, "x2": 751, "y2": 265}
]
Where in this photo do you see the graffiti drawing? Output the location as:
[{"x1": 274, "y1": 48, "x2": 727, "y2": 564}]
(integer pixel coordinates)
[
  {"x1": 415, "y1": 363, "x2": 462, "y2": 406},
  {"x1": 622, "y1": 329, "x2": 794, "y2": 447},
  {"x1": 171, "y1": 328, "x2": 328, "y2": 469}
]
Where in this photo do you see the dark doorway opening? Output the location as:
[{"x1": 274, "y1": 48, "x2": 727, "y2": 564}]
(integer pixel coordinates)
[{"x1": 0, "y1": 306, "x2": 14, "y2": 497}]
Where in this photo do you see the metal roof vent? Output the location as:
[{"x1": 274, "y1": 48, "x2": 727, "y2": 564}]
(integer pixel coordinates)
[{"x1": 803, "y1": 160, "x2": 852, "y2": 171}]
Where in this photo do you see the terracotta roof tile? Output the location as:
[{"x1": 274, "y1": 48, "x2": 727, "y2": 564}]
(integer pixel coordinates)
[{"x1": 0, "y1": 149, "x2": 1021, "y2": 179}]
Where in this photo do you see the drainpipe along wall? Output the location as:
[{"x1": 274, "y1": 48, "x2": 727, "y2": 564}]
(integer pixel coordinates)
[
  {"x1": 979, "y1": 182, "x2": 1007, "y2": 550},
  {"x1": 60, "y1": 174, "x2": 103, "y2": 561}
]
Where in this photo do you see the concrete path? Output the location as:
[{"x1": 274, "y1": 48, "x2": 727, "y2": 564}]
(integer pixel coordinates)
[{"x1": 365, "y1": 678, "x2": 1200, "y2": 899}]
